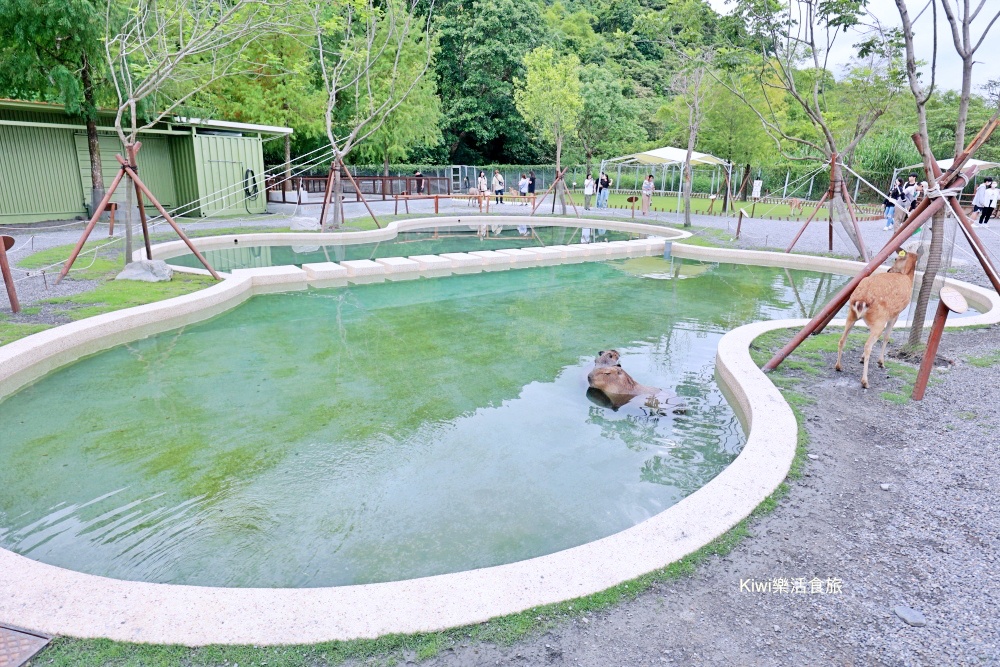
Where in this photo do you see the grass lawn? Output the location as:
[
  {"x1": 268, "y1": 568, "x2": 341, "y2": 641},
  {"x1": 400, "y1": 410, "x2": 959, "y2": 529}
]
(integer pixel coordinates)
[
  {"x1": 583, "y1": 192, "x2": 881, "y2": 221},
  {"x1": 1, "y1": 242, "x2": 216, "y2": 347}
]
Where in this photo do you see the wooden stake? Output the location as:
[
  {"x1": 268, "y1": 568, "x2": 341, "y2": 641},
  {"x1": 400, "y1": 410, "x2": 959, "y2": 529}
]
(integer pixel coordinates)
[
  {"x1": 116, "y1": 155, "x2": 221, "y2": 280},
  {"x1": 56, "y1": 166, "x2": 128, "y2": 284},
  {"x1": 0, "y1": 235, "x2": 20, "y2": 313}
]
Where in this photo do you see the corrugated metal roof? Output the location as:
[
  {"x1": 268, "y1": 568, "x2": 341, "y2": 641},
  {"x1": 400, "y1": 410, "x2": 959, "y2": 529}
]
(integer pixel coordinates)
[{"x1": 0, "y1": 99, "x2": 292, "y2": 136}]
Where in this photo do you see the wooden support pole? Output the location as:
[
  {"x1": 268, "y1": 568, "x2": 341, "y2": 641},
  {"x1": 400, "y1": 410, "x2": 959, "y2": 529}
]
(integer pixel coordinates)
[
  {"x1": 736, "y1": 208, "x2": 745, "y2": 239},
  {"x1": 785, "y1": 190, "x2": 830, "y2": 252},
  {"x1": 116, "y1": 156, "x2": 221, "y2": 280},
  {"x1": 840, "y1": 180, "x2": 868, "y2": 260},
  {"x1": 318, "y1": 161, "x2": 336, "y2": 232},
  {"x1": 0, "y1": 236, "x2": 20, "y2": 314},
  {"x1": 56, "y1": 166, "x2": 128, "y2": 284},
  {"x1": 913, "y1": 287, "x2": 967, "y2": 400},
  {"x1": 531, "y1": 167, "x2": 568, "y2": 215},
  {"x1": 126, "y1": 143, "x2": 153, "y2": 261},
  {"x1": 763, "y1": 196, "x2": 947, "y2": 371},
  {"x1": 339, "y1": 165, "x2": 381, "y2": 229}
]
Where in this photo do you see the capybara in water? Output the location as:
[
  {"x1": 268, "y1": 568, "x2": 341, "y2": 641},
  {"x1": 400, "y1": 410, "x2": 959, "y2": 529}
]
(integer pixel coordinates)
[{"x1": 594, "y1": 349, "x2": 621, "y2": 368}]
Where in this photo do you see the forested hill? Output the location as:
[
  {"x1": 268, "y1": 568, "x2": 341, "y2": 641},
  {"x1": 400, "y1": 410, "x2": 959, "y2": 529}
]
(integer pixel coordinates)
[{"x1": 0, "y1": 0, "x2": 997, "y2": 177}]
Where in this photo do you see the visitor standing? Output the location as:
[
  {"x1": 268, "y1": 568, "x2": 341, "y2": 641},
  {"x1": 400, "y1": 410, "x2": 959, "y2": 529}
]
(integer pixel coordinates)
[
  {"x1": 641, "y1": 174, "x2": 654, "y2": 215},
  {"x1": 492, "y1": 170, "x2": 505, "y2": 205},
  {"x1": 528, "y1": 171, "x2": 536, "y2": 197},
  {"x1": 477, "y1": 171, "x2": 488, "y2": 194},
  {"x1": 884, "y1": 177, "x2": 904, "y2": 231},
  {"x1": 597, "y1": 172, "x2": 610, "y2": 208},
  {"x1": 518, "y1": 173, "x2": 529, "y2": 205},
  {"x1": 584, "y1": 173, "x2": 595, "y2": 210},
  {"x1": 972, "y1": 177, "x2": 993, "y2": 223},
  {"x1": 903, "y1": 173, "x2": 919, "y2": 212},
  {"x1": 981, "y1": 181, "x2": 998, "y2": 225},
  {"x1": 413, "y1": 170, "x2": 424, "y2": 195}
]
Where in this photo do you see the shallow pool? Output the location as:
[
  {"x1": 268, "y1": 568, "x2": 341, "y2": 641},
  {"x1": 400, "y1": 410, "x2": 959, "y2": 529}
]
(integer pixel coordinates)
[
  {"x1": 0, "y1": 258, "x2": 848, "y2": 587},
  {"x1": 167, "y1": 227, "x2": 637, "y2": 271}
]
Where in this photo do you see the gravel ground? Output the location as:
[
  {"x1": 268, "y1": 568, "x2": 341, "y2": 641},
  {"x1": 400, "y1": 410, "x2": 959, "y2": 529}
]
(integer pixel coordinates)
[{"x1": 404, "y1": 325, "x2": 1000, "y2": 667}]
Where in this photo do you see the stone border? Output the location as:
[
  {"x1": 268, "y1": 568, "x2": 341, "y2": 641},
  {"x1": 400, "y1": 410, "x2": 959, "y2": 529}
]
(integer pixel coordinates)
[
  {"x1": 1, "y1": 221, "x2": 997, "y2": 647},
  {"x1": 140, "y1": 215, "x2": 691, "y2": 275}
]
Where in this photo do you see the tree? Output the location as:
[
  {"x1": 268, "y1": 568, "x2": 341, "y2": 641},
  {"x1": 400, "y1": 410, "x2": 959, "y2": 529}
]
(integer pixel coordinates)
[
  {"x1": 698, "y1": 80, "x2": 779, "y2": 200},
  {"x1": 350, "y1": 29, "x2": 443, "y2": 175},
  {"x1": 720, "y1": 0, "x2": 904, "y2": 257},
  {"x1": 0, "y1": 0, "x2": 107, "y2": 214},
  {"x1": 893, "y1": 0, "x2": 1000, "y2": 347},
  {"x1": 103, "y1": 0, "x2": 296, "y2": 260},
  {"x1": 434, "y1": 0, "x2": 543, "y2": 163},
  {"x1": 313, "y1": 0, "x2": 434, "y2": 227},
  {"x1": 668, "y1": 53, "x2": 713, "y2": 227},
  {"x1": 576, "y1": 64, "x2": 647, "y2": 174},
  {"x1": 515, "y1": 46, "x2": 582, "y2": 214}
]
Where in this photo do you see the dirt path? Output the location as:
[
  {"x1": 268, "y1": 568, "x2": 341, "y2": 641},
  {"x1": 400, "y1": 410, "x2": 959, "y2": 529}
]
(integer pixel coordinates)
[{"x1": 411, "y1": 325, "x2": 1000, "y2": 667}]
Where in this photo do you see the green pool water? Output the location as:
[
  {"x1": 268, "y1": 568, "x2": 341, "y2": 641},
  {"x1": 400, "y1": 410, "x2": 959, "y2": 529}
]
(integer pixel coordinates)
[
  {"x1": 167, "y1": 226, "x2": 636, "y2": 271},
  {"x1": 0, "y1": 258, "x2": 848, "y2": 587}
]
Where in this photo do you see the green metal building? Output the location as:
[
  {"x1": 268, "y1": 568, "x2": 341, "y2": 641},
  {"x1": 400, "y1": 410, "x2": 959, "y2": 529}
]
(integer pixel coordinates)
[{"x1": 0, "y1": 100, "x2": 291, "y2": 225}]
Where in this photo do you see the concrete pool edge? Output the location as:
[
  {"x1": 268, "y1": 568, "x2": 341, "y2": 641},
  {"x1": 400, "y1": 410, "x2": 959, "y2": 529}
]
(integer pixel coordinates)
[{"x1": 0, "y1": 235, "x2": 997, "y2": 645}]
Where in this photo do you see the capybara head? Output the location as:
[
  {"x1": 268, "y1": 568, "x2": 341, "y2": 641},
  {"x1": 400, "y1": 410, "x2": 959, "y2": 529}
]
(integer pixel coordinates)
[
  {"x1": 594, "y1": 349, "x2": 621, "y2": 367},
  {"x1": 588, "y1": 365, "x2": 640, "y2": 395}
]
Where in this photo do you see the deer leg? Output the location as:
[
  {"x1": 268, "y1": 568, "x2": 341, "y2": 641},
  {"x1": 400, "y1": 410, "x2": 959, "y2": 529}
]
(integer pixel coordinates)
[
  {"x1": 835, "y1": 307, "x2": 858, "y2": 372},
  {"x1": 878, "y1": 315, "x2": 898, "y2": 368},
  {"x1": 860, "y1": 320, "x2": 887, "y2": 389}
]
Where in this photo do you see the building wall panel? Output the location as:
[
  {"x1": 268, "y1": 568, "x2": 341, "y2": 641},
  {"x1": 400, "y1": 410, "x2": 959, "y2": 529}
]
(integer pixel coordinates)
[
  {"x1": 0, "y1": 124, "x2": 86, "y2": 223},
  {"x1": 194, "y1": 134, "x2": 266, "y2": 217}
]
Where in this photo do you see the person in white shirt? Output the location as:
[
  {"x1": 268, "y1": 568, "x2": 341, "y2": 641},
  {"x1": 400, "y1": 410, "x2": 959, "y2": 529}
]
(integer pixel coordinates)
[
  {"x1": 641, "y1": 174, "x2": 655, "y2": 215},
  {"x1": 971, "y1": 177, "x2": 992, "y2": 215},
  {"x1": 583, "y1": 173, "x2": 595, "y2": 210},
  {"x1": 981, "y1": 181, "x2": 998, "y2": 225},
  {"x1": 518, "y1": 173, "x2": 529, "y2": 205},
  {"x1": 492, "y1": 170, "x2": 505, "y2": 205}
]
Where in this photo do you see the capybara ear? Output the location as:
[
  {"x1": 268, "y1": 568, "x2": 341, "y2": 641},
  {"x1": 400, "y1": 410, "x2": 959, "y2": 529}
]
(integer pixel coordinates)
[{"x1": 598, "y1": 350, "x2": 605, "y2": 356}]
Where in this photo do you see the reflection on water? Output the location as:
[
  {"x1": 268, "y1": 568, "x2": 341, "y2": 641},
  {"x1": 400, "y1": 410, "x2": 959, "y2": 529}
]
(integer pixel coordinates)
[
  {"x1": 0, "y1": 259, "x2": 848, "y2": 587},
  {"x1": 168, "y1": 227, "x2": 635, "y2": 271}
]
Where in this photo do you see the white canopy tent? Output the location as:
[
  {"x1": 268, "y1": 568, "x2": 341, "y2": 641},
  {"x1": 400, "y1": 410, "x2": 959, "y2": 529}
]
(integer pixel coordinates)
[
  {"x1": 892, "y1": 157, "x2": 1000, "y2": 186},
  {"x1": 599, "y1": 146, "x2": 732, "y2": 213}
]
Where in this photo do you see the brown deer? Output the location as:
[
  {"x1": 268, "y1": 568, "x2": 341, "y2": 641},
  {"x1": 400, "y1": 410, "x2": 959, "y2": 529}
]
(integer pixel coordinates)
[{"x1": 835, "y1": 250, "x2": 920, "y2": 388}]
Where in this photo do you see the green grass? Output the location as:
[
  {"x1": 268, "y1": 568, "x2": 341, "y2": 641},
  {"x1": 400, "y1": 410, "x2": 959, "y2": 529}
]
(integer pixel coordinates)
[
  {"x1": 0, "y1": 319, "x2": 53, "y2": 346},
  {"x1": 965, "y1": 350, "x2": 1000, "y2": 368},
  {"x1": 0, "y1": 242, "x2": 218, "y2": 348},
  {"x1": 41, "y1": 272, "x2": 216, "y2": 320},
  {"x1": 588, "y1": 193, "x2": 880, "y2": 221}
]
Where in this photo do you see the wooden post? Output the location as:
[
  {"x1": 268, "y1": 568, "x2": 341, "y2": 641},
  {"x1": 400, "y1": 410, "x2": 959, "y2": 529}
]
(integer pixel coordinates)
[
  {"x1": 913, "y1": 287, "x2": 967, "y2": 400},
  {"x1": 56, "y1": 166, "x2": 128, "y2": 283},
  {"x1": 840, "y1": 180, "x2": 868, "y2": 260},
  {"x1": 318, "y1": 161, "x2": 336, "y2": 232},
  {"x1": 763, "y1": 196, "x2": 947, "y2": 371},
  {"x1": 339, "y1": 165, "x2": 381, "y2": 229},
  {"x1": 0, "y1": 235, "x2": 20, "y2": 314},
  {"x1": 628, "y1": 195, "x2": 638, "y2": 218},
  {"x1": 108, "y1": 203, "x2": 116, "y2": 236},
  {"x1": 828, "y1": 215, "x2": 833, "y2": 252},
  {"x1": 126, "y1": 143, "x2": 153, "y2": 261},
  {"x1": 116, "y1": 155, "x2": 221, "y2": 280},
  {"x1": 735, "y1": 208, "x2": 745, "y2": 239},
  {"x1": 785, "y1": 190, "x2": 830, "y2": 253},
  {"x1": 434, "y1": 195, "x2": 439, "y2": 214}
]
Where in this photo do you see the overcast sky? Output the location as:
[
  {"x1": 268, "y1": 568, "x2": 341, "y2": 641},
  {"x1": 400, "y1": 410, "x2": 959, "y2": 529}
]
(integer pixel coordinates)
[{"x1": 705, "y1": 0, "x2": 994, "y2": 92}]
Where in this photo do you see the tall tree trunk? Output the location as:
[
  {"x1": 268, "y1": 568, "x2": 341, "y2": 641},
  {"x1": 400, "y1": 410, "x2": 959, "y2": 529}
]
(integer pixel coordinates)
[
  {"x1": 331, "y1": 163, "x2": 344, "y2": 228},
  {"x1": 81, "y1": 56, "x2": 105, "y2": 217},
  {"x1": 284, "y1": 134, "x2": 291, "y2": 195},
  {"x1": 907, "y1": 208, "x2": 944, "y2": 348},
  {"x1": 683, "y1": 125, "x2": 697, "y2": 227},
  {"x1": 123, "y1": 145, "x2": 135, "y2": 265},
  {"x1": 556, "y1": 138, "x2": 566, "y2": 215},
  {"x1": 737, "y1": 163, "x2": 751, "y2": 201},
  {"x1": 827, "y1": 160, "x2": 865, "y2": 258},
  {"x1": 383, "y1": 153, "x2": 390, "y2": 178}
]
